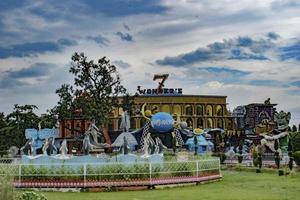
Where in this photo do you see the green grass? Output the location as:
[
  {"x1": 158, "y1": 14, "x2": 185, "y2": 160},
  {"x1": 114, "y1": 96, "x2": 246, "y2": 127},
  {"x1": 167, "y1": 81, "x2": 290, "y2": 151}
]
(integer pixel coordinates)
[{"x1": 27, "y1": 170, "x2": 300, "y2": 200}]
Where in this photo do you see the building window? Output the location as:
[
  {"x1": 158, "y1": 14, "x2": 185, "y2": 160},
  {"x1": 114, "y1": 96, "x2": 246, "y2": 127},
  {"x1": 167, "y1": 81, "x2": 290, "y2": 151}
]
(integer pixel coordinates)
[
  {"x1": 216, "y1": 105, "x2": 223, "y2": 116},
  {"x1": 217, "y1": 118, "x2": 223, "y2": 128},
  {"x1": 187, "y1": 117, "x2": 193, "y2": 128},
  {"x1": 173, "y1": 104, "x2": 181, "y2": 115},
  {"x1": 162, "y1": 104, "x2": 171, "y2": 113},
  {"x1": 206, "y1": 105, "x2": 213, "y2": 116},
  {"x1": 197, "y1": 118, "x2": 204, "y2": 128},
  {"x1": 196, "y1": 105, "x2": 203, "y2": 116},
  {"x1": 207, "y1": 118, "x2": 213, "y2": 128},
  {"x1": 185, "y1": 105, "x2": 193, "y2": 116}
]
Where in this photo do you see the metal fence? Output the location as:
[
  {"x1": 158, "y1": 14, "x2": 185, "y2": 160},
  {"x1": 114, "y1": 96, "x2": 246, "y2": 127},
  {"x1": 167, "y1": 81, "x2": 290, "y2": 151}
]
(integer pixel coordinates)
[{"x1": 0, "y1": 159, "x2": 221, "y2": 188}]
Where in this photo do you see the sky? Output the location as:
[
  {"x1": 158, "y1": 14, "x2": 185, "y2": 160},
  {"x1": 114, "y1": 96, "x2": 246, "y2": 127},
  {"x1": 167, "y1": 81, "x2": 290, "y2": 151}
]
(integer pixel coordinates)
[{"x1": 0, "y1": 0, "x2": 300, "y2": 125}]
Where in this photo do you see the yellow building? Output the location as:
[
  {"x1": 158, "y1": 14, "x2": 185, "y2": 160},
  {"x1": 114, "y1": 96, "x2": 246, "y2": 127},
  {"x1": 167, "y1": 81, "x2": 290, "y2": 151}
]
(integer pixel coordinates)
[{"x1": 109, "y1": 95, "x2": 235, "y2": 131}]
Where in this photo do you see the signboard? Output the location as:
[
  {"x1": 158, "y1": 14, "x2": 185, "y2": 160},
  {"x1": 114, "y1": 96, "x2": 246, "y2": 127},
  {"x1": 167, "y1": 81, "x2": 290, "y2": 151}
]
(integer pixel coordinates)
[{"x1": 136, "y1": 74, "x2": 183, "y2": 96}]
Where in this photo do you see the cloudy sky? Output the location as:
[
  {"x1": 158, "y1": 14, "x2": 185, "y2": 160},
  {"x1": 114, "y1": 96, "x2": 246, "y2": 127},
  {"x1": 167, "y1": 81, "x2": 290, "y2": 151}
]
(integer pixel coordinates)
[{"x1": 0, "y1": 0, "x2": 299, "y2": 125}]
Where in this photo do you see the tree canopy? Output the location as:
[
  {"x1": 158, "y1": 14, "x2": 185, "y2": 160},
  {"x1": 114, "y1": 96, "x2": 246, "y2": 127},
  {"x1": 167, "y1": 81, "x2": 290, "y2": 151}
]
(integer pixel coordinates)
[{"x1": 52, "y1": 52, "x2": 128, "y2": 128}]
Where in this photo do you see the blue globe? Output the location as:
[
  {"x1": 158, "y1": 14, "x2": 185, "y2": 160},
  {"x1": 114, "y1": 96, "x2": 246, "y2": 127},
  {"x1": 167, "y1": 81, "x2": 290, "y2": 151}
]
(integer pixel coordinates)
[{"x1": 151, "y1": 112, "x2": 175, "y2": 133}]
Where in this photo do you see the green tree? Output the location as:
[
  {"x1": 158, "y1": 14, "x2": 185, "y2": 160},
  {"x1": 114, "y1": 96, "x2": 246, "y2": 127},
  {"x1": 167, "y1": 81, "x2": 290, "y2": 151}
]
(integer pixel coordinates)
[
  {"x1": 292, "y1": 125, "x2": 297, "y2": 132},
  {"x1": 66, "y1": 52, "x2": 127, "y2": 127},
  {"x1": 50, "y1": 84, "x2": 75, "y2": 120},
  {"x1": 0, "y1": 104, "x2": 39, "y2": 154}
]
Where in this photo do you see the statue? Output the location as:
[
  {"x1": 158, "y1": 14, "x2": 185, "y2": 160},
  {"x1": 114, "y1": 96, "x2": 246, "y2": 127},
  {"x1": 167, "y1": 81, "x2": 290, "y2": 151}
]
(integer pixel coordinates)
[
  {"x1": 259, "y1": 110, "x2": 291, "y2": 156},
  {"x1": 120, "y1": 110, "x2": 130, "y2": 132},
  {"x1": 59, "y1": 139, "x2": 68, "y2": 155},
  {"x1": 274, "y1": 110, "x2": 291, "y2": 131},
  {"x1": 141, "y1": 132, "x2": 155, "y2": 157},
  {"x1": 264, "y1": 98, "x2": 271, "y2": 105},
  {"x1": 154, "y1": 137, "x2": 167, "y2": 154},
  {"x1": 82, "y1": 134, "x2": 93, "y2": 155},
  {"x1": 85, "y1": 121, "x2": 109, "y2": 148},
  {"x1": 120, "y1": 136, "x2": 129, "y2": 155},
  {"x1": 42, "y1": 137, "x2": 57, "y2": 156},
  {"x1": 20, "y1": 139, "x2": 33, "y2": 156},
  {"x1": 139, "y1": 104, "x2": 184, "y2": 151}
]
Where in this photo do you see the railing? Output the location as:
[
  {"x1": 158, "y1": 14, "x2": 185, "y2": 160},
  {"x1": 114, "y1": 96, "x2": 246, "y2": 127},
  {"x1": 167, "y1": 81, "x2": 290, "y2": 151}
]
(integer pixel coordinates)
[{"x1": 0, "y1": 159, "x2": 221, "y2": 188}]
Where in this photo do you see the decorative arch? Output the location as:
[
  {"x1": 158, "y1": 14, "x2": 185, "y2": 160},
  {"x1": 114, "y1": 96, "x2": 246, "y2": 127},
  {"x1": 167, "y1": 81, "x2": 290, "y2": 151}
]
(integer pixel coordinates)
[
  {"x1": 197, "y1": 118, "x2": 204, "y2": 128},
  {"x1": 185, "y1": 105, "x2": 193, "y2": 116},
  {"x1": 173, "y1": 104, "x2": 181, "y2": 115},
  {"x1": 207, "y1": 118, "x2": 213, "y2": 129},
  {"x1": 161, "y1": 104, "x2": 171, "y2": 113},
  {"x1": 187, "y1": 117, "x2": 193, "y2": 128},
  {"x1": 206, "y1": 105, "x2": 213, "y2": 116},
  {"x1": 216, "y1": 105, "x2": 223, "y2": 116},
  {"x1": 216, "y1": 118, "x2": 224, "y2": 128},
  {"x1": 196, "y1": 105, "x2": 203, "y2": 116}
]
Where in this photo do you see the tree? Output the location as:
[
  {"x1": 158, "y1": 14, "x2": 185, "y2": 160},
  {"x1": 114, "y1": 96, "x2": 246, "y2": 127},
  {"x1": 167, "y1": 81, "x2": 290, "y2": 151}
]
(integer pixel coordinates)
[
  {"x1": 55, "y1": 52, "x2": 127, "y2": 128},
  {"x1": 292, "y1": 125, "x2": 297, "y2": 132},
  {"x1": 0, "y1": 105, "x2": 39, "y2": 153},
  {"x1": 50, "y1": 84, "x2": 75, "y2": 120}
]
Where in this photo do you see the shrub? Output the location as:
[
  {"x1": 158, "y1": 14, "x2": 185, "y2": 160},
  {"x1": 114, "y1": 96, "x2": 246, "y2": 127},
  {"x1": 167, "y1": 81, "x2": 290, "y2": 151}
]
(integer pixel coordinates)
[
  {"x1": 16, "y1": 191, "x2": 47, "y2": 200},
  {"x1": 293, "y1": 151, "x2": 300, "y2": 166},
  {"x1": 0, "y1": 175, "x2": 15, "y2": 200}
]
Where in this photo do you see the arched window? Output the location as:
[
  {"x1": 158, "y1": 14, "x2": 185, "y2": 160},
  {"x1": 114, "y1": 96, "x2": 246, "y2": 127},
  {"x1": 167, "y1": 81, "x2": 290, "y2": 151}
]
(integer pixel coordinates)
[
  {"x1": 162, "y1": 105, "x2": 171, "y2": 113},
  {"x1": 187, "y1": 117, "x2": 193, "y2": 128},
  {"x1": 197, "y1": 118, "x2": 204, "y2": 128},
  {"x1": 206, "y1": 105, "x2": 213, "y2": 116},
  {"x1": 216, "y1": 105, "x2": 223, "y2": 116},
  {"x1": 217, "y1": 118, "x2": 224, "y2": 128},
  {"x1": 173, "y1": 104, "x2": 181, "y2": 115},
  {"x1": 196, "y1": 105, "x2": 203, "y2": 115},
  {"x1": 185, "y1": 105, "x2": 193, "y2": 116},
  {"x1": 207, "y1": 118, "x2": 213, "y2": 129}
]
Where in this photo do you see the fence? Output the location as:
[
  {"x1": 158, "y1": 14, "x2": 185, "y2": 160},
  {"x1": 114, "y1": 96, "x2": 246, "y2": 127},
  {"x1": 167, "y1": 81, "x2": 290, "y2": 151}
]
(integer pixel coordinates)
[{"x1": 0, "y1": 159, "x2": 221, "y2": 188}]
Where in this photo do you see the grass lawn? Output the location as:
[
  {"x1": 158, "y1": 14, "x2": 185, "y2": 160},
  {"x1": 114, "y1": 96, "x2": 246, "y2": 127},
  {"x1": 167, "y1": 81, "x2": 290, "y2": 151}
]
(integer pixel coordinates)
[{"x1": 36, "y1": 170, "x2": 300, "y2": 200}]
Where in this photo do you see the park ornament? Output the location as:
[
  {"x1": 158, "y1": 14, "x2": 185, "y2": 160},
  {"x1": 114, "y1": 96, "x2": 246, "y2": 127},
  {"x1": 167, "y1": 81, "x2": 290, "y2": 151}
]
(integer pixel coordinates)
[{"x1": 258, "y1": 110, "x2": 291, "y2": 156}]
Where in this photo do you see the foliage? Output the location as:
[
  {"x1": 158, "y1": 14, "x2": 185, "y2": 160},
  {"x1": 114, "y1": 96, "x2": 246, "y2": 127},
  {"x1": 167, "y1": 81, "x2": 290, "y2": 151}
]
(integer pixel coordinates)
[
  {"x1": 14, "y1": 159, "x2": 219, "y2": 182},
  {"x1": 0, "y1": 104, "x2": 57, "y2": 154},
  {"x1": 293, "y1": 151, "x2": 300, "y2": 166},
  {"x1": 0, "y1": 175, "x2": 15, "y2": 200},
  {"x1": 68, "y1": 52, "x2": 127, "y2": 127},
  {"x1": 289, "y1": 132, "x2": 300, "y2": 152},
  {"x1": 49, "y1": 84, "x2": 75, "y2": 120},
  {"x1": 0, "y1": 104, "x2": 40, "y2": 154},
  {"x1": 16, "y1": 191, "x2": 47, "y2": 200},
  {"x1": 292, "y1": 125, "x2": 297, "y2": 132}
]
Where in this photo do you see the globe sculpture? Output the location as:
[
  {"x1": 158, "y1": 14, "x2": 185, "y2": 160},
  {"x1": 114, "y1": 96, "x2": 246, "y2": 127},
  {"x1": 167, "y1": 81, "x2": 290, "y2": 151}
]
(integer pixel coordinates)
[{"x1": 151, "y1": 112, "x2": 175, "y2": 133}]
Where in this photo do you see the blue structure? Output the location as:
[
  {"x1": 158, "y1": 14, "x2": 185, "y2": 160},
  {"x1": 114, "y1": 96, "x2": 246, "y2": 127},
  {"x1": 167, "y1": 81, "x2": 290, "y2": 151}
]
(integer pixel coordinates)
[
  {"x1": 185, "y1": 135, "x2": 214, "y2": 154},
  {"x1": 24, "y1": 128, "x2": 59, "y2": 155},
  {"x1": 151, "y1": 112, "x2": 175, "y2": 133}
]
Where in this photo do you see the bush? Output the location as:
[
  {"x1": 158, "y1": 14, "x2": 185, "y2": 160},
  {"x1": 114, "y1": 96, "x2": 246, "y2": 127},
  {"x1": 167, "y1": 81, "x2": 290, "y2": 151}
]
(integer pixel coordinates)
[
  {"x1": 16, "y1": 191, "x2": 47, "y2": 200},
  {"x1": 293, "y1": 151, "x2": 300, "y2": 166},
  {"x1": 0, "y1": 175, "x2": 15, "y2": 200}
]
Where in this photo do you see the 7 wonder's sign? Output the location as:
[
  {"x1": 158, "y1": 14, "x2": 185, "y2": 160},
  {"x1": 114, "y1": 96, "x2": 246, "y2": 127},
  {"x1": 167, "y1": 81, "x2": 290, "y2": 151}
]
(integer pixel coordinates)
[{"x1": 136, "y1": 74, "x2": 183, "y2": 96}]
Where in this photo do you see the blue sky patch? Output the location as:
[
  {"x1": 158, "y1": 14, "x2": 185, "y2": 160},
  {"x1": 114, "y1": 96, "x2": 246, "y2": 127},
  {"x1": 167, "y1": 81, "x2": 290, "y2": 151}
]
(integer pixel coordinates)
[{"x1": 280, "y1": 42, "x2": 300, "y2": 61}]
